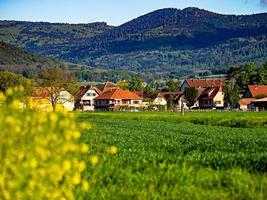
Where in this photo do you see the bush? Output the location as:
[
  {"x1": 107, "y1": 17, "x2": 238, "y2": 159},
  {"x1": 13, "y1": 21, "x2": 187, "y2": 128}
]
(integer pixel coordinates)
[{"x1": 0, "y1": 88, "x2": 91, "y2": 200}]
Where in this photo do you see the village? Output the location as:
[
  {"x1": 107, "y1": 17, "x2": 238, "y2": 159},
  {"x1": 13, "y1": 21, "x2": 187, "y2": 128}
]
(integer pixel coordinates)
[{"x1": 30, "y1": 78, "x2": 267, "y2": 112}]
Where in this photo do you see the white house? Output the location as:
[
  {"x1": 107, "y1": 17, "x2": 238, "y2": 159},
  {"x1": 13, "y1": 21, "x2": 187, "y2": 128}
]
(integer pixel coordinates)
[{"x1": 74, "y1": 86, "x2": 102, "y2": 111}]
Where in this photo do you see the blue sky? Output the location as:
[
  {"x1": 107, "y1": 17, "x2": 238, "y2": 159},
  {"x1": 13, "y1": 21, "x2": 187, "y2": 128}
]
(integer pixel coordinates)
[{"x1": 0, "y1": 0, "x2": 267, "y2": 25}]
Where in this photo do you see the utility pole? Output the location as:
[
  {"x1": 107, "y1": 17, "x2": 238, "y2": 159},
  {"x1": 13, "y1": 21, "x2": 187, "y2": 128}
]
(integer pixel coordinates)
[{"x1": 181, "y1": 99, "x2": 185, "y2": 116}]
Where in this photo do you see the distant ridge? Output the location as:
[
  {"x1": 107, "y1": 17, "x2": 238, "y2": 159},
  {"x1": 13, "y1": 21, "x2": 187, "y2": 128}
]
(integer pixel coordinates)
[{"x1": 1, "y1": 7, "x2": 267, "y2": 78}]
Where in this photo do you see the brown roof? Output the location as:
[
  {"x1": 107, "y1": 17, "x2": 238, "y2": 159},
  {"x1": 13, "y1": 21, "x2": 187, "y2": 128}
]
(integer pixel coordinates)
[
  {"x1": 94, "y1": 88, "x2": 143, "y2": 100},
  {"x1": 248, "y1": 85, "x2": 267, "y2": 98},
  {"x1": 239, "y1": 98, "x2": 256, "y2": 105},
  {"x1": 74, "y1": 85, "x2": 102, "y2": 100},
  {"x1": 198, "y1": 87, "x2": 222, "y2": 100},
  {"x1": 185, "y1": 79, "x2": 224, "y2": 88},
  {"x1": 99, "y1": 82, "x2": 118, "y2": 92}
]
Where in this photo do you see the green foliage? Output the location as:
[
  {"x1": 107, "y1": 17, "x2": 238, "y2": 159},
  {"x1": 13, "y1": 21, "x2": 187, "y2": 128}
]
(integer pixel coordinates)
[
  {"x1": 128, "y1": 76, "x2": 144, "y2": 91},
  {"x1": 225, "y1": 81, "x2": 240, "y2": 109},
  {"x1": 162, "y1": 80, "x2": 180, "y2": 92},
  {"x1": 76, "y1": 111, "x2": 267, "y2": 199},
  {"x1": 227, "y1": 62, "x2": 267, "y2": 94},
  {"x1": 144, "y1": 83, "x2": 156, "y2": 95},
  {"x1": 0, "y1": 71, "x2": 32, "y2": 100},
  {"x1": 184, "y1": 87, "x2": 198, "y2": 108},
  {"x1": 116, "y1": 80, "x2": 129, "y2": 90}
]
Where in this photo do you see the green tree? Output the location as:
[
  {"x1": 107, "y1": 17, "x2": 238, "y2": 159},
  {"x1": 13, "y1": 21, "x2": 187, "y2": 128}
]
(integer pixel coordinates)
[
  {"x1": 144, "y1": 83, "x2": 156, "y2": 95},
  {"x1": 225, "y1": 81, "x2": 240, "y2": 109},
  {"x1": 184, "y1": 87, "x2": 198, "y2": 108},
  {"x1": 116, "y1": 80, "x2": 129, "y2": 90},
  {"x1": 0, "y1": 71, "x2": 32, "y2": 101},
  {"x1": 36, "y1": 68, "x2": 78, "y2": 111},
  {"x1": 167, "y1": 95, "x2": 175, "y2": 111},
  {"x1": 256, "y1": 62, "x2": 267, "y2": 85},
  {"x1": 162, "y1": 80, "x2": 181, "y2": 92},
  {"x1": 128, "y1": 76, "x2": 144, "y2": 91}
]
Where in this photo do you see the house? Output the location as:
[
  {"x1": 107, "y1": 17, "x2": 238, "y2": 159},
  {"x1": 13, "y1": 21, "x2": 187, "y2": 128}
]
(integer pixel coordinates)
[
  {"x1": 243, "y1": 85, "x2": 267, "y2": 98},
  {"x1": 239, "y1": 98, "x2": 256, "y2": 111},
  {"x1": 148, "y1": 92, "x2": 186, "y2": 111},
  {"x1": 74, "y1": 85, "x2": 102, "y2": 111},
  {"x1": 30, "y1": 87, "x2": 74, "y2": 111},
  {"x1": 181, "y1": 79, "x2": 224, "y2": 92},
  {"x1": 249, "y1": 98, "x2": 267, "y2": 111},
  {"x1": 198, "y1": 87, "x2": 224, "y2": 109},
  {"x1": 241, "y1": 85, "x2": 267, "y2": 110},
  {"x1": 94, "y1": 88, "x2": 143, "y2": 111},
  {"x1": 180, "y1": 79, "x2": 225, "y2": 109}
]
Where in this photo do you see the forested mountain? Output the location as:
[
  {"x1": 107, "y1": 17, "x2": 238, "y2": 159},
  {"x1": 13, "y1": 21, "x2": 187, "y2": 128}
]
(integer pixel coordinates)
[
  {"x1": 1, "y1": 7, "x2": 267, "y2": 79},
  {"x1": 0, "y1": 41, "x2": 62, "y2": 75},
  {"x1": 0, "y1": 21, "x2": 113, "y2": 57}
]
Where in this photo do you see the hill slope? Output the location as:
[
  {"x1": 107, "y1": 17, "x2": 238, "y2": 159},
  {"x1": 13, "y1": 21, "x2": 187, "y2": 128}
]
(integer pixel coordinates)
[
  {"x1": 1, "y1": 8, "x2": 267, "y2": 78},
  {"x1": 0, "y1": 41, "x2": 63, "y2": 74}
]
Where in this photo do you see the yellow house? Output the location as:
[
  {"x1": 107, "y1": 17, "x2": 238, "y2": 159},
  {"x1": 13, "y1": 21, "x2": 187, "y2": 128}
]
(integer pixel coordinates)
[{"x1": 29, "y1": 87, "x2": 74, "y2": 111}]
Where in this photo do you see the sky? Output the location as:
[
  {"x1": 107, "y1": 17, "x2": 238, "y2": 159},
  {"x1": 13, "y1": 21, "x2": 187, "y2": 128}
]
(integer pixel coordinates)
[{"x1": 0, "y1": 0, "x2": 267, "y2": 26}]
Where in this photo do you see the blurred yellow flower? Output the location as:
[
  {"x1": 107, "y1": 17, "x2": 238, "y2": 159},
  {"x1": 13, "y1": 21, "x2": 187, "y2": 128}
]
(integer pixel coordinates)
[
  {"x1": 0, "y1": 92, "x2": 6, "y2": 102},
  {"x1": 6, "y1": 87, "x2": 13, "y2": 96},
  {"x1": 63, "y1": 160, "x2": 71, "y2": 172},
  {"x1": 80, "y1": 144, "x2": 89, "y2": 153},
  {"x1": 90, "y1": 155, "x2": 99, "y2": 165},
  {"x1": 82, "y1": 180, "x2": 90, "y2": 191},
  {"x1": 78, "y1": 161, "x2": 86, "y2": 172},
  {"x1": 108, "y1": 146, "x2": 118, "y2": 155},
  {"x1": 71, "y1": 173, "x2": 81, "y2": 185}
]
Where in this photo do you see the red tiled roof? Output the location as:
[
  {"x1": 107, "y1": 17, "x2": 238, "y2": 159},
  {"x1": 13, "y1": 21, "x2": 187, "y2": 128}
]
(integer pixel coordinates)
[
  {"x1": 239, "y1": 98, "x2": 256, "y2": 105},
  {"x1": 74, "y1": 85, "x2": 102, "y2": 100},
  {"x1": 248, "y1": 85, "x2": 267, "y2": 98},
  {"x1": 133, "y1": 91, "x2": 144, "y2": 98},
  {"x1": 94, "y1": 88, "x2": 143, "y2": 100},
  {"x1": 185, "y1": 79, "x2": 224, "y2": 88}
]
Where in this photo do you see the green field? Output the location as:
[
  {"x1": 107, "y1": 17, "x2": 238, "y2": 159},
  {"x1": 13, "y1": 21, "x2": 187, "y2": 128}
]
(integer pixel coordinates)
[{"x1": 76, "y1": 112, "x2": 267, "y2": 199}]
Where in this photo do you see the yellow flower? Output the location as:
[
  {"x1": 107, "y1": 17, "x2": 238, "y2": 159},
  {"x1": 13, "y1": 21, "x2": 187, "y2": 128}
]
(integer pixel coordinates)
[
  {"x1": 0, "y1": 174, "x2": 4, "y2": 187},
  {"x1": 80, "y1": 144, "x2": 89, "y2": 153},
  {"x1": 49, "y1": 113, "x2": 58, "y2": 123},
  {"x1": 90, "y1": 155, "x2": 98, "y2": 165},
  {"x1": 29, "y1": 159, "x2": 38, "y2": 169},
  {"x1": 62, "y1": 160, "x2": 71, "y2": 172},
  {"x1": 109, "y1": 146, "x2": 118, "y2": 155},
  {"x1": 71, "y1": 173, "x2": 81, "y2": 185},
  {"x1": 5, "y1": 116, "x2": 15, "y2": 124},
  {"x1": 79, "y1": 122, "x2": 87, "y2": 129},
  {"x1": 6, "y1": 87, "x2": 13, "y2": 96},
  {"x1": 82, "y1": 180, "x2": 90, "y2": 191},
  {"x1": 78, "y1": 161, "x2": 86, "y2": 172},
  {"x1": 72, "y1": 130, "x2": 81, "y2": 139},
  {"x1": 0, "y1": 92, "x2": 6, "y2": 102}
]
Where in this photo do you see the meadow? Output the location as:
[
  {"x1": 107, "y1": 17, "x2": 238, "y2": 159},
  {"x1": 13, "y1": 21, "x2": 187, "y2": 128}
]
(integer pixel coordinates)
[{"x1": 77, "y1": 111, "x2": 267, "y2": 199}]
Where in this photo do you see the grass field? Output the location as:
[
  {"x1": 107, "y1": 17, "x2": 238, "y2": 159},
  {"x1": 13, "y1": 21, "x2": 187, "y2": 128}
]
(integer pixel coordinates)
[{"x1": 76, "y1": 112, "x2": 267, "y2": 199}]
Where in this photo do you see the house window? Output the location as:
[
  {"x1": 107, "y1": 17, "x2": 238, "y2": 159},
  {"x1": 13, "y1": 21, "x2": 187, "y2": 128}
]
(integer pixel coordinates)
[
  {"x1": 215, "y1": 101, "x2": 221, "y2": 105},
  {"x1": 133, "y1": 101, "x2": 139, "y2": 104}
]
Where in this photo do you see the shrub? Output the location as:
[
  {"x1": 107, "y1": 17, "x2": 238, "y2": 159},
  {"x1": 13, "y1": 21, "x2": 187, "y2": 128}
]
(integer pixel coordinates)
[{"x1": 0, "y1": 88, "x2": 91, "y2": 200}]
